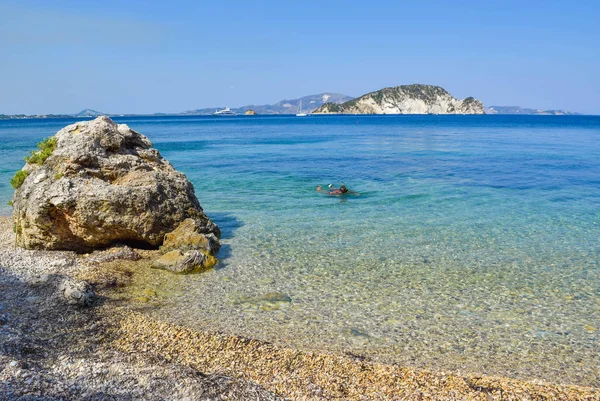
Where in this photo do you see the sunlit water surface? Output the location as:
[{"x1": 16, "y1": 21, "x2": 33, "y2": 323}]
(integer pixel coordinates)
[{"x1": 1, "y1": 115, "x2": 599, "y2": 386}]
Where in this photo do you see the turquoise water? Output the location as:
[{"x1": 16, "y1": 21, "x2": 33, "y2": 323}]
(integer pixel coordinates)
[{"x1": 1, "y1": 115, "x2": 600, "y2": 386}]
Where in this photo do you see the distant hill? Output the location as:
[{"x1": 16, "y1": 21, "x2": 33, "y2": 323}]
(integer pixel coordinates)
[
  {"x1": 75, "y1": 109, "x2": 105, "y2": 117},
  {"x1": 0, "y1": 113, "x2": 73, "y2": 119},
  {"x1": 485, "y1": 106, "x2": 580, "y2": 115},
  {"x1": 181, "y1": 93, "x2": 353, "y2": 115},
  {"x1": 2, "y1": 99, "x2": 586, "y2": 119},
  {"x1": 0, "y1": 109, "x2": 105, "y2": 120},
  {"x1": 313, "y1": 84, "x2": 484, "y2": 115}
]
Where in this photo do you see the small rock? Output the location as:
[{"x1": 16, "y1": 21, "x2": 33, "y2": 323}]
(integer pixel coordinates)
[
  {"x1": 9, "y1": 360, "x2": 18, "y2": 368},
  {"x1": 161, "y1": 218, "x2": 220, "y2": 255},
  {"x1": 258, "y1": 292, "x2": 292, "y2": 304},
  {"x1": 151, "y1": 249, "x2": 216, "y2": 274},
  {"x1": 49, "y1": 259, "x2": 74, "y2": 268},
  {"x1": 33, "y1": 173, "x2": 47, "y2": 184},
  {"x1": 230, "y1": 291, "x2": 292, "y2": 310},
  {"x1": 58, "y1": 278, "x2": 95, "y2": 306},
  {"x1": 86, "y1": 245, "x2": 141, "y2": 263},
  {"x1": 30, "y1": 274, "x2": 50, "y2": 285},
  {"x1": 348, "y1": 328, "x2": 371, "y2": 345},
  {"x1": 25, "y1": 295, "x2": 40, "y2": 304},
  {"x1": 349, "y1": 328, "x2": 370, "y2": 338}
]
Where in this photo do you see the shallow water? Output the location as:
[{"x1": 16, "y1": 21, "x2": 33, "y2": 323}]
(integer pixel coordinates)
[{"x1": 1, "y1": 115, "x2": 599, "y2": 386}]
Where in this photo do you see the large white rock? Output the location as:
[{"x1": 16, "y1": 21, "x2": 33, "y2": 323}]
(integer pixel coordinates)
[{"x1": 12, "y1": 116, "x2": 219, "y2": 252}]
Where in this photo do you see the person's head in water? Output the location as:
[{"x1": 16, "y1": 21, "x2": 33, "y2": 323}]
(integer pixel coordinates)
[
  {"x1": 340, "y1": 184, "x2": 348, "y2": 194},
  {"x1": 316, "y1": 185, "x2": 323, "y2": 192}
]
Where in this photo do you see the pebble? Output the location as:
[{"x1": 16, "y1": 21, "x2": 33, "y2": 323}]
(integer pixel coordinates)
[
  {"x1": 49, "y1": 258, "x2": 74, "y2": 268},
  {"x1": 31, "y1": 273, "x2": 51, "y2": 285}
]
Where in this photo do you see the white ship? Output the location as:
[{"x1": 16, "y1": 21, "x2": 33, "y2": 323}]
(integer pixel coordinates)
[
  {"x1": 213, "y1": 107, "x2": 236, "y2": 116},
  {"x1": 296, "y1": 100, "x2": 308, "y2": 117}
]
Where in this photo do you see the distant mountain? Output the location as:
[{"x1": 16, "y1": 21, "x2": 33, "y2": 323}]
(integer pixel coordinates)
[
  {"x1": 181, "y1": 93, "x2": 353, "y2": 115},
  {"x1": 75, "y1": 109, "x2": 105, "y2": 117},
  {"x1": 313, "y1": 84, "x2": 484, "y2": 115},
  {"x1": 0, "y1": 109, "x2": 106, "y2": 120},
  {"x1": 485, "y1": 106, "x2": 580, "y2": 115}
]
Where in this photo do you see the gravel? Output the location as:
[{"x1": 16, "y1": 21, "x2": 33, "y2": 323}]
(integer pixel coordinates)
[{"x1": 0, "y1": 216, "x2": 280, "y2": 401}]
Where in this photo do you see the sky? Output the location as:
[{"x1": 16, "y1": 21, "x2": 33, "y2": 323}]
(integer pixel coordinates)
[{"x1": 1, "y1": 0, "x2": 599, "y2": 115}]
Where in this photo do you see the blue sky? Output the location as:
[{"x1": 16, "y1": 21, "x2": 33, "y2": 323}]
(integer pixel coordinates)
[{"x1": 1, "y1": 0, "x2": 599, "y2": 114}]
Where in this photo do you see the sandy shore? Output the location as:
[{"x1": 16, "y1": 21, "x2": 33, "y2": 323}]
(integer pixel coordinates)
[{"x1": 1, "y1": 215, "x2": 599, "y2": 400}]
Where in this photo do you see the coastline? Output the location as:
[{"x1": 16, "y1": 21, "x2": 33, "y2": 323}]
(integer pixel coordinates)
[{"x1": 1, "y1": 216, "x2": 599, "y2": 400}]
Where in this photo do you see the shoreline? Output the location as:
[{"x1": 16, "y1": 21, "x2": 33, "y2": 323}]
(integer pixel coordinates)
[{"x1": 1, "y1": 215, "x2": 599, "y2": 400}]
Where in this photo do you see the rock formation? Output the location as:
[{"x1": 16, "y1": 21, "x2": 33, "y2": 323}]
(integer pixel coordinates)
[
  {"x1": 12, "y1": 116, "x2": 220, "y2": 253},
  {"x1": 313, "y1": 84, "x2": 484, "y2": 115},
  {"x1": 152, "y1": 218, "x2": 219, "y2": 273},
  {"x1": 152, "y1": 249, "x2": 217, "y2": 274}
]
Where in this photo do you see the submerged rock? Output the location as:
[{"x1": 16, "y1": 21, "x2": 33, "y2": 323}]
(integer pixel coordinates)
[
  {"x1": 12, "y1": 116, "x2": 220, "y2": 252},
  {"x1": 229, "y1": 291, "x2": 292, "y2": 310},
  {"x1": 151, "y1": 249, "x2": 217, "y2": 274}
]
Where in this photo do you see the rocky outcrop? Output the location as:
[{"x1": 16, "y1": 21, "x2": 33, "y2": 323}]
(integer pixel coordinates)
[
  {"x1": 313, "y1": 84, "x2": 484, "y2": 115},
  {"x1": 12, "y1": 116, "x2": 220, "y2": 252}
]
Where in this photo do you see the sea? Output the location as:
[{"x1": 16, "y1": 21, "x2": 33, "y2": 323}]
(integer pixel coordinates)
[{"x1": 1, "y1": 115, "x2": 599, "y2": 386}]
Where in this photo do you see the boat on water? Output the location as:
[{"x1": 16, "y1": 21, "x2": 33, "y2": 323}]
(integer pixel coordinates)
[
  {"x1": 213, "y1": 107, "x2": 236, "y2": 116},
  {"x1": 296, "y1": 100, "x2": 308, "y2": 117}
]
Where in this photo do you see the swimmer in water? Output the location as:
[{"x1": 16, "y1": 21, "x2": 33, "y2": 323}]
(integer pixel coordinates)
[
  {"x1": 327, "y1": 183, "x2": 360, "y2": 196},
  {"x1": 328, "y1": 183, "x2": 349, "y2": 195}
]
